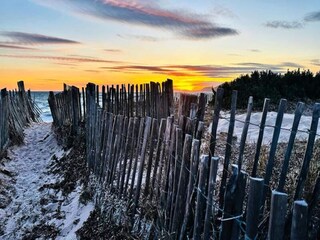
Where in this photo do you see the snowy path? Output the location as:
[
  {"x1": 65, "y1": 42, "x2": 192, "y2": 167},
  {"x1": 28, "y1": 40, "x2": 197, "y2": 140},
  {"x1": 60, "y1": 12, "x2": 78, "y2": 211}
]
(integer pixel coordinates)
[{"x1": 0, "y1": 123, "x2": 93, "y2": 240}]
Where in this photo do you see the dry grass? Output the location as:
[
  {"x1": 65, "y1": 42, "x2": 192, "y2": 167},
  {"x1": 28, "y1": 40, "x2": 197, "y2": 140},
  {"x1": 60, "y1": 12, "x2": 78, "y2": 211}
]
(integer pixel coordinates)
[
  {"x1": 77, "y1": 186, "x2": 156, "y2": 240},
  {"x1": 201, "y1": 103, "x2": 320, "y2": 238}
]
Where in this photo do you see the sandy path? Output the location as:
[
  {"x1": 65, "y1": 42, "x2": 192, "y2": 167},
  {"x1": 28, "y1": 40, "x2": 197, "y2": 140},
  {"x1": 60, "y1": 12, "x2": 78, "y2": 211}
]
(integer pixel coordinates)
[{"x1": 0, "y1": 123, "x2": 93, "y2": 239}]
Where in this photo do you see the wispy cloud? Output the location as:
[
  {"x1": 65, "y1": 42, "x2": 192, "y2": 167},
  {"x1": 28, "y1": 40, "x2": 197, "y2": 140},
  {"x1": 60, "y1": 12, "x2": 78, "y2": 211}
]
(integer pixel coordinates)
[
  {"x1": 102, "y1": 65, "x2": 195, "y2": 77},
  {"x1": 117, "y1": 34, "x2": 160, "y2": 42},
  {"x1": 211, "y1": 5, "x2": 237, "y2": 19},
  {"x1": 236, "y1": 62, "x2": 304, "y2": 69},
  {"x1": 0, "y1": 44, "x2": 37, "y2": 50},
  {"x1": 101, "y1": 62, "x2": 303, "y2": 78},
  {"x1": 304, "y1": 11, "x2": 320, "y2": 22},
  {"x1": 0, "y1": 31, "x2": 80, "y2": 45},
  {"x1": 85, "y1": 70, "x2": 101, "y2": 73},
  {"x1": 249, "y1": 49, "x2": 260, "y2": 52},
  {"x1": 265, "y1": 21, "x2": 303, "y2": 29},
  {"x1": 33, "y1": 0, "x2": 238, "y2": 39},
  {"x1": 0, "y1": 54, "x2": 119, "y2": 64},
  {"x1": 280, "y1": 62, "x2": 304, "y2": 68},
  {"x1": 310, "y1": 59, "x2": 320, "y2": 66},
  {"x1": 37, "y1": 78, "x2": 60, "y2": 82},
  {"x1": 104, "y1": 49, "x2": 122, "y2": 53}
]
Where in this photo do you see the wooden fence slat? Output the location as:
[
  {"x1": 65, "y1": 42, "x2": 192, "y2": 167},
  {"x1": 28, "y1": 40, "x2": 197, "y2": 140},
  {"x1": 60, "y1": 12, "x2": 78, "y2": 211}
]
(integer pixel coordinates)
[
  {"x1": 290, "y1": 200, "x2": 308, "y2": 240},
  {"x1": 294, "y1": 103, "x2": 320, "y2": 200},
  {"x1": 197, "y1": 93, "x2": 207, "y2": 121},
  {"x1": 203, "y1": 156, "x2": 220, "y2": 240},
  {"x1": 93, "y1": 108, "x2": 103, "y2": 176},
  {"x1": 115, "y1": 116, "x2": 128, "y2": 189},
  {"x1": 100, "y1": 113, "x2": 114, "y2": 181},
  {"x1": 267, "y1": 191, "x2": 287, "y2": 240},
  {"x1": 195, "y1": 121, "x2": 204, "y2": 141},
  {"x1": 262, "y1": 99, "x2": 287, "y2": 207},
  {"x1": 219, "y1": 90, "x2": 237, "y2": 211},
  {"x1": 245, "y1": 177, "x2": 264, "y2": 240},
  {"x1": 106, "y1": 115, "x2": 123, "y2": 183},
  {"x1": 171, "y1": 134, "x2": 192, "y2": 239},
  {"x1": 209, "y1": 88, "x2": 224, "y2": 159},
  {"x1": 150, "y1": 118, "x2": 166, "y2": 200},
  {"x1": 193, "y1": 155, "x2": 209, "y2": 240},
  {"x1": 309, "y1": 175, "x2": 320, "y2": 217},
  {"x1": 231, "y1": 170, "x2": 247, "y2": 239},
  {"x1": 179, "y1": 139, "x2": 200, "y2": 240},
  {"x1": 159, "y1": 116, "x2": 174, "y2": 206},
  {"x1": 278, "y1": 102, "x2": 305, "y2": 191},
  {"x1": 143, "y1": 118, "x2": 158, "y2": 196},
  {"x1": 119, "y1": 117, "x2": 134, "y2": 196},
  {"x1": 169, "y1": 127, "x2": 183, "y2": 230},
  {"x1": 82, "y1": 87, "x2": 87, "y2": 120},
  {"x1": 165, "y1": 124, "x2": 177, "y2": 228},
  {"x1": 132, "y1": 117, "x2": 152, "y2": 215},
  {"x1": 178, "y1": 93, "x2": 198, "y2": 117},
  {"x1": 129, "y1": 117, "x2": 144, "y2": 200},
  {"x1": 251, "y1": 98, "x2": 270, "y2": 177},
  {"x1": 237, "y1": 96, "x2": 253, "y2": 173},
  {"x1": 220, "y1": 165, "x2": 247, "y2": 240},
  {"x1": 124, "y1": 117, "x2": 140, "y2": 197}
]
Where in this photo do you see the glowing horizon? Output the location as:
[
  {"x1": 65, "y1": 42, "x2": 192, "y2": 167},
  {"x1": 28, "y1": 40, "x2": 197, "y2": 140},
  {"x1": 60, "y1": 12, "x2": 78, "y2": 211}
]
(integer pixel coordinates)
[{"x1": 0, "y1": 0, "x2": 319, "y2": 91}]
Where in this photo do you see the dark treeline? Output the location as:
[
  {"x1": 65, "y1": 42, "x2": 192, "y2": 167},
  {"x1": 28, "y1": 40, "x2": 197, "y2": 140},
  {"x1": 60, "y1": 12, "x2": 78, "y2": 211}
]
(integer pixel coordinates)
[{"x1": 219, "y1": 69, "x2": 320, "y2": 109}]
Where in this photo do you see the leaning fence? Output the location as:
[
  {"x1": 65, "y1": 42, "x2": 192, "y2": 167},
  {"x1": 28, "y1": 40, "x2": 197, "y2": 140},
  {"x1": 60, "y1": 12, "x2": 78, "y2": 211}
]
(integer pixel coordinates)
[
  {"x1": 0, "y1": 81, "x2": 41, "y2": 156},
  {"x1": 50, "y1": 80, "x2": 320, "y2": 239}
]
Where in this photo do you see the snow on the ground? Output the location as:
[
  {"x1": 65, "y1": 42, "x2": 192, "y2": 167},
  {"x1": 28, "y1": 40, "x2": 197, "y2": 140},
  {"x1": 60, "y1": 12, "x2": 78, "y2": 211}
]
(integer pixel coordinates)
[
  {"x1": 50, "y1": 186, "x2": 94, "y2": 240},
  {"x1": 0, "y1": 123, "x2": 93, "y2": 240},
  {"x1": 211, "y1": 111, "x2": 320, "y2": 144}
]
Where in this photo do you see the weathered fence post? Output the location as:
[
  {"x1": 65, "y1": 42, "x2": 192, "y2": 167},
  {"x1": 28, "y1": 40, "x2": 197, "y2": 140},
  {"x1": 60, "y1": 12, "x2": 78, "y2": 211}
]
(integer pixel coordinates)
[
  {"x1": 262, "y1": 99, "x2": 287, "y2": 207},
  {"x1": 203, "y1": 156, "x2": 220, "y2": 239},
  {"x1": 193, "y1": 155, "x2": 209, "y2": 240},
  {"x1": 290, "y1": 200, "x2": 308, "y2": 240},
  {"x1": 143, "y1": 118, "x2": 158, "y2": 196},
  {"x1": 132, "y1": 117, "x2": 152, "y2": 215},
  {"x1": 150, "y1": 118, "x2": 166, "y2": 200},
  {"x1": 251, "y1": 98, "x2": 269, "y2": 177},
  {"x1": 209, "y1": 87, "x2": 223, "y2": 159},
  {"x1": 129, "y1": 118, "x2": 144, "y2": 200},
  {"x1": 237, "y1": 96, "x2": 253, "y2": 173},
  {"x1": 278, "y1": 102, "x2": 305, "y2": 191},
  {"x1": 124, "y1": 117, "x2": 139, "y2": 196},
  {"x1": 245, "y1": 177, "x2": 264, "y2": 240},
  {"x1": 219, "y1": 90, "x2": 237, "y2": 211},
  {"x1": 220, "y1": 165, "x2": 248, "y2": 240},
  {"x1": 309, "y1": 175, "x2": 320, "y2": 218},
  {"x1": 267, "y1": 191, "x2": 287, "y2": 240},
  {"x1": 294, "y1": 103, "x2": 320, "y2": 200},
  {"x1": 169, "y1": 127, "x2": 183, "y2": 230},
  {"x1": 119, "y1": 117, "x2": 134, "y2": 196},
  {"x1": 171, "y1": 134, "x2": 192, "y2": 239},
  {"x1": 179, "y1": 139, "x2": 200, "y2": 240}
]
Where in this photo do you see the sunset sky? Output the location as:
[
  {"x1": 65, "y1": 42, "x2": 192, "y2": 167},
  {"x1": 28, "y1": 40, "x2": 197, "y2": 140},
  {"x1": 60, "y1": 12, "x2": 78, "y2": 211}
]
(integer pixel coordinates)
[{"x1": 0, "y1": 0, "x2": 320, "y2": 91}]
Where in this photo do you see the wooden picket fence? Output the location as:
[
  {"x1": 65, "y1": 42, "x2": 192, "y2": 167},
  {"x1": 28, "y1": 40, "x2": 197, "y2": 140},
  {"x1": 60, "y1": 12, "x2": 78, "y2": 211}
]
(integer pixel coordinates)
[
  {"x1": 49, "y1": 81, "x2": 320, "y2": 239},
  {"x1": 84, "y1": 79, "x2": 174, "y2": 120},
  {"x1": 0, "y1": 88, "x2": 9, "y2": 155},
  {"x1": 48, "y1": 85, "x2": 82, "y2": 137},
  {"x1": 0, "y1": 81, "x2": 41, "y2": 156}
]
